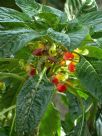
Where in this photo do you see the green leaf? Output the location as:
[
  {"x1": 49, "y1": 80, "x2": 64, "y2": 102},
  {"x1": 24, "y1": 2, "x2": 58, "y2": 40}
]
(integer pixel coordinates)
[
  {"x1": 47, "y1": 28, "x2": 70, "y2": 48},
  {"x1": 76, "y1": 56, "x2": 102, "y2": 102},
  {"x1": 68, "y1": 26, "x2": 91, "y2": 50},
  {"x1": 76, "y1": 89, "x2": 88, "y2": 100},
  {"x1": 15, "y1": 0, "x2": 67, "y2": 23},
  {"x1": 80, "y1": 45, "x2": 102, "y2": 59},
  {"x1": 0, "y1": 7, "x2": 31, "y2": 23},
  {"x1": 39, "y1": 104, "x2": 61, "y2": 136},
  {"x1": 65, "y1": 0, "x2": 98, "y2": 20},
  {"x1": 62, "y1": 93, "x2": 82, "y2": 135},
  {"x1": 41, "y1": 5, "x2": 67, "y2": 24},
  {"x1": 96, "y1": 38, "x2": 102, "y2": 48},
  {"x1": 37, "y1": 12, "x2": 60, "y2": 29},
  {"x1": 0, "y1": 129, "x2": 8, "y2": 136},
  {"x1": 79, "y1": 11, "x2": 102, "y2": 38},
  {"x1": 0, "y1": 78, "x2": 22, "y2": 111},
  {"x1": 79, "y1": 11, "x2": 102, "y2": 26},
  {"x1": 16, "y1": 74, "x2": 54, "y2": 136},
  {"x1": 0, "y1": 7, "x2": 45, "y2": 57},
  {"x1": 0, "y1": 28, "x2": 43, "y2": 57},
  {"x1": 0, "y1": 7, "x2": 31, "y2": 30},
  {"x1": 96, "y1": 113, "x2": 102, "y2": 136},
  {"x1": 15, "y1": 0, "x2": 40, "y2": 17}
]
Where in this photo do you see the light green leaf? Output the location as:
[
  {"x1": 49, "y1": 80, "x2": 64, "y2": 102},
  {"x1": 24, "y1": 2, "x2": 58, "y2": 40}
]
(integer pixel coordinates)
[
  {"x1": 80, "y1": 45, "x2": 102, "y2": 59},
  {"x1": 76, "y1": 56, "x2": 102, "y2": 102},
  {"x1": 16, "y1": 74, "x2": 54, "y2": 136},
  {"x1": 39, "y1": 104, "x2": 61, "y2": 136}
]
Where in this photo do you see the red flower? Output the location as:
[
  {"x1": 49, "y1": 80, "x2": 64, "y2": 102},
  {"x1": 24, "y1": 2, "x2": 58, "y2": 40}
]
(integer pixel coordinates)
[
  {"x1": 68, "y1": 62, "x2": 76, "y2": 72},
  {"x1": 32, "y1": 48, "x2": 44, "y2": 56},
  {"x1": 29, "y1": 68, "x2": 36, "y2": 76},
  {"x1": 52, "y1": 76, "x2": 59, "y2": 85},
  {"x1": 63, "y1": 52, "x2": 74, "y2": 60},
  {"x1": 56, "y1": 83, "x2": 67, "y2": 92}
]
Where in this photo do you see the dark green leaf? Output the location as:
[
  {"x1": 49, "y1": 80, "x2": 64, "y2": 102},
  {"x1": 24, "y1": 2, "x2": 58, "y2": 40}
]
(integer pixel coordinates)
[
  {"x1": 79, "y1": 11, "x2": 102, "y2": 38},
  {"x1": 0, "y1": 78, "x2": 22, "y2": 111},
  {"x1": 16, "y1": 75, "x2": 54, "y2": 136},
  {"x1": 76, "y1": 56, "x2": 102, "y2": 102},
  {"x1": 62, "y1": 92, "x2": 82, "y2": 135},
  {"x1": 0, "y1": 28, "x2": 43, "y2": 57},
  {"x1": 15, "y1": 0, "x2": 40, "y2": 17},
  {"x1": 39, "y1": 104, "x2": 61, "y2": 136},
  {"x1": 15, "y1": 0, "x2": 67, "y2": 22},
  {"x1": 68, "y1": 26, "x2": 91, "y2": 50},
  {"x1": 0, "y1": 7, "x2": 31, "y2": 23},
  {"x1": 47, "y1": 28, "x2": 70, "y2": 48}
]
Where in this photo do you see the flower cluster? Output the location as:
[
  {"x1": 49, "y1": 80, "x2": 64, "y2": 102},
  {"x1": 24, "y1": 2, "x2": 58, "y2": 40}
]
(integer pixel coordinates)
[
  {"x1": 24, "y1": 42, "x2": 79, "y2": 93},
  {"x1": 51, "y1": 51, "x2": 79, "y2": 92}
]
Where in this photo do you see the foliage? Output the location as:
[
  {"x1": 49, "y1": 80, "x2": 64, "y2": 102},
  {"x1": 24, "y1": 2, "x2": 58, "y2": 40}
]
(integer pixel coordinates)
[{"x1": 0, "y1": 0, "x2": 102, "y2": 136}]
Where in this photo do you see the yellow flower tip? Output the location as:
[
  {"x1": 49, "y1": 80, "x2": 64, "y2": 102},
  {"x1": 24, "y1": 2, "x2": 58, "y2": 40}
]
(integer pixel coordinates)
[
  {"x1": 66, "y1": 80, "x2": 73, "y2": 87},
  {"x1": 38, "y1": 43, "x2": 45, "y2": 49},
  {"x1": 60, "y1": 60, "x2": 66, "y2": 66}
]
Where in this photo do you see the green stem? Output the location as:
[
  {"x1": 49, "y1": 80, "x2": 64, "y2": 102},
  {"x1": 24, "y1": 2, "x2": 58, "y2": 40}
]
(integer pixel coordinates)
[
  {"x1": 9, "y1": 110, "x2": 16, "y2": 136},
  {"x1": 0, "y1": 72, "x2": 24, "y2": 81},
  {"x1": 0, "y1": 58, "x2": 18, "y2": 62},
  {"x1": 79, "y1": 106, "x2": 85, "y2": 136},
  {"x1": 0, "y1": 105, "x2": 16, "y2": 116},
  {"x1": 35, "y1": 67, "x2": 47, "y2": 89}
]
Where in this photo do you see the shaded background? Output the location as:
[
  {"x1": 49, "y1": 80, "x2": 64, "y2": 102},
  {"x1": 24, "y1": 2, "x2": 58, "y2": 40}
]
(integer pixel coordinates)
[{"x1": 0, "y1": 0, "x2": 102, "y2": 11}]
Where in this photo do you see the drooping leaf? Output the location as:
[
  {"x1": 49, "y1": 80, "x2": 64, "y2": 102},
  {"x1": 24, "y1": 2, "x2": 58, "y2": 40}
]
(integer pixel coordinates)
[
  {"x1": 47, "y1": 28, "x2": 70, "y2": 48},
  {"x1": 76, "y1": 56, "x2": 102, "y2": 102},
  {"x1": 39, "y1": 104, "x2": 61, "y2": 136},
  {"x1": 68, "y1": 26, "x2": 91, "y2": 50},
  {"x1": 16, "y1": 74, "x2": 54, "y2": 136},
  {"x1": 0, "y1": 7, "x2": 46, "y2": 57},
  {"x1": 0, "y1": 28, "x2": 43, "y2": 57},
  {"x1": 0, "y1": 7, "x2": 31, "y2": 23}
]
